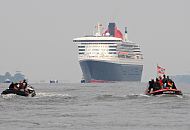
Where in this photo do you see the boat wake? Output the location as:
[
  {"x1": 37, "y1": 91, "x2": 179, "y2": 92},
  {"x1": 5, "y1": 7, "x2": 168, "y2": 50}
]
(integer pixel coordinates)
[
  {"x1": 0, "y1": 92, "x2": 73, "y2": 100},
  {"x1": 176, "y1": 93, "x2": 190, "y2": 98},
  {"x1": 95, "y1": 93, "x2": 151, "y2": 101},
  {"x1": 34, "y1": 92, "x2": 72, "y2": 98},
  {"x1": 1, "y1": 94, "x2": 17, "y2": 99},
  {"x1": 126, "y1": 93, "x2": 151, "y2": 99},
  {"x1": 125, "y1": 93, "x2": 186, "y2": 99},
  {"x1": 95, "y1": 94, "x2": 126, "y2": 101},
  {"x1": 153, "y1": 94, "x2": 184, "y2": 98}
]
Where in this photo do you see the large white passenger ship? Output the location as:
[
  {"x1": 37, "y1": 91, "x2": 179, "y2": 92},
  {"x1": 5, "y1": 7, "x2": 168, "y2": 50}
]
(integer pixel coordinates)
[{"x1": 73, "y1": 22, "x2": 143, "y2": 83}]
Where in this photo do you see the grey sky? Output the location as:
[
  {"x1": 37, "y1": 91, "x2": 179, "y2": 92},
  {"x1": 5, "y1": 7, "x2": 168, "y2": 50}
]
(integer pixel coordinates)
[{"x1": 0, "y1": 0, "x2": 189, "y2": 82}]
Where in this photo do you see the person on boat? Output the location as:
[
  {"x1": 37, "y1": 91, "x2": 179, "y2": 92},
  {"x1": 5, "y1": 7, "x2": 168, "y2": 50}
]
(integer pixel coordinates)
[
  {"x1": 18, "y1": 80, "x2": 28, "y2": 92},
  {"x1": 17, "y1": 81, "x2": 23, "y2": 91},
  {"x1": 162, "y1": 75, "x2": 167, "y2": 88},
  {"x1": 12, "y1": 82, "x2": 19, "y2": 91},
  {"x1": 22, "y1": 79, "x2": 28, "y2": 89},
  {"x1": 166, "y1": 76, "x2": 177, "y2": 89},
  {"x1": 158, "y1": 76, "x2": 163, "y2": 88},
  {"x1": 165, "y1": 76, "x2": 174, "y2": 89},
  {"x1": 23, "y1": 79, "x2": 29, "y2": 94},
  {"x1": 172, "y1": 81, "x2": 177, "y2": 89},
  {"x1": 148, "y1": 79, "x2": 155, "y2": 93},
  {"x1": 9, "y1": 82, "x2": 15, "y2": 90},
  {"x1": 154, "y1": 78, "x2": 161, "y2": 91}
]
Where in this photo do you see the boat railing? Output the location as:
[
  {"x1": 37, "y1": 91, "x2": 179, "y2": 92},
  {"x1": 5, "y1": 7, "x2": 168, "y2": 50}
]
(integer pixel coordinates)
[{"x1": 79, "y1": 56, "x2": 143, "y2": 64}]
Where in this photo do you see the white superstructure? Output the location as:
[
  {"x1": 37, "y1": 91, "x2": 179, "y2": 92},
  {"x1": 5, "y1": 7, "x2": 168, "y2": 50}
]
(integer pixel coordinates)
[{"x1": 74, "y1": 36, "x2": 143, "y2": 64}]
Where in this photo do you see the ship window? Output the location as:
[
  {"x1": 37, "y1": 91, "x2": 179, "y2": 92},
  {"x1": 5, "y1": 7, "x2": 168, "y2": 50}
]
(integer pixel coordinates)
[
  {"x1": 109, "y1": 46, "x2": 116, "y2": 48},
  {"x1": 109, "y1": 49, "x2": 116, "y2": 51},
  {"x1": 78, "y1": 46, "x2": 85, "y2": 48},
  {"x1": 109, "y1": 52, "x2": 116, "y2": 54},
  {"x1": 74, "y1": 40, "x2": 122, "y2": 42},
  {"x1": 79, "y1": 49, "x2": 85, "y2": 51},
  {"x1": 79, "y1": 52, "x2": 84, "y2": 54}
]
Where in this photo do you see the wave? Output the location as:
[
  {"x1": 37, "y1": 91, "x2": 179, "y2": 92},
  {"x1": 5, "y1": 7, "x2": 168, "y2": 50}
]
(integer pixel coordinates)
[
  {"x1": 0, "y1": 92, "x2": 73, "y2": 100},
  {"x1": 34, "y1": 92, "x2": 72, "y2": 98},
  {"x1": 126, "y1": 93, "x2": 151, "y2": 99},
  {"x1": 95, "y1": 94, "x2": 127, "y2": 101},
  {"x1": 130, "y1": 93, "x2": 186, "y2": 99},
  {"x1": 1, "y1": 94, "x2": 17, "y2": 99},
  {"x1": 95, "y1": 93, "x2": 187, "y2": 101},
  {"x1": 30, "y1": 92, "x2": 77, "y2": 105},
  {"x1": 177, "y1": 93, "x2": 190, "y2": 99},
  {"x1": 94, "y1": 93, "x2": 150, "y2": 101}
]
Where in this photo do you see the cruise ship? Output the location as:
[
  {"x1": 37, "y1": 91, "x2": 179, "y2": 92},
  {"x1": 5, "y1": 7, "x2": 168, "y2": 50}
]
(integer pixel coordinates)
[{"x1": 73, "y1": 22, "x2": 143, "y2": 83}]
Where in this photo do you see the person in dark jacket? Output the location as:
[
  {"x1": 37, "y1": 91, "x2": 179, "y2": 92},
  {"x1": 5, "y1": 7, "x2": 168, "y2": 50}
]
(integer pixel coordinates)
[
  {"x1": 166, "y1": 76, "x2": 173, "y2": 88},
  {"x1": 9, "y1": 82, "x2": 14, "y2": 90},
  {"x1": 162, "y1": 75, "x2": 167, "y2": 88},
  {"x1": 148, "y1": 79, "x2": 154, "y2": 93},
  {"x1": 172, "y1": 81, "x2": 177, "y2": 89},
  {"x1": 166, "y1": 76, "x2": 177, "y2": 89},
  {"x1": 22, "y1": 79, "x2": 28, "y2": 89},
  {"x1": 153, "y1": 78, "x2": 161, "y2": 91}
]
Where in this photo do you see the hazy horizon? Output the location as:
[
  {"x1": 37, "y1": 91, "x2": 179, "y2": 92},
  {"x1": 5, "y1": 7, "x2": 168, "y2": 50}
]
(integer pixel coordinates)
[{"x1": 0, "y1": 0, "x2": 189, "y2": 83}]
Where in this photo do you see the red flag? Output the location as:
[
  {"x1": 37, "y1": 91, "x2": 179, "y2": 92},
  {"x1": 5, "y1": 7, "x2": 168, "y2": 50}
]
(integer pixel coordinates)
[{"x1": 157, "y1": 65, "x2": 165, "y2": 75}]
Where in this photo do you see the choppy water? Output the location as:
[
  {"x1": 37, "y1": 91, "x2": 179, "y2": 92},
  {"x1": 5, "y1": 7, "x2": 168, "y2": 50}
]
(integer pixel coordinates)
[{"x1": 0, "y1": 82, "x2": 190, "y2": 130}]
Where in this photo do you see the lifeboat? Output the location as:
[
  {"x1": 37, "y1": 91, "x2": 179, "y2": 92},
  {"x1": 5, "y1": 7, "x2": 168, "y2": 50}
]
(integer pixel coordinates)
[{"x1": 145, "y1": 88, "x2": 182, "y2": 96}]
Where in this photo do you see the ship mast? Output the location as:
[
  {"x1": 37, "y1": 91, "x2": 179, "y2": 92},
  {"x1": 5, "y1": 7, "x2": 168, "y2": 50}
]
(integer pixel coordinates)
[
  {"x1": 124, "y1": 27, "x2": 129, "y2": 41},
  {"x1": 95, "y1": 23, "x2": 102, "y2": 36}
]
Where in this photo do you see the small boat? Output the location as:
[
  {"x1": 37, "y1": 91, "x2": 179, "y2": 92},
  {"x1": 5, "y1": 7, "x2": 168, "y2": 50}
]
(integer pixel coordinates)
[
  {"x1": 80, "y1": 75, "x2": 85, "y2": 83},
  {"x1": 81, "y1": 79, "x2": 85, "y2": 83},
  {"x1": 50, "y1": 80, "x2": 58, "y2": 84},
  {"x1": 145, "y1": 88, "x2": 183, "y2": 96},
  {"x1": 1, "y1": 85, "x2": 36, "y2": 97}
]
